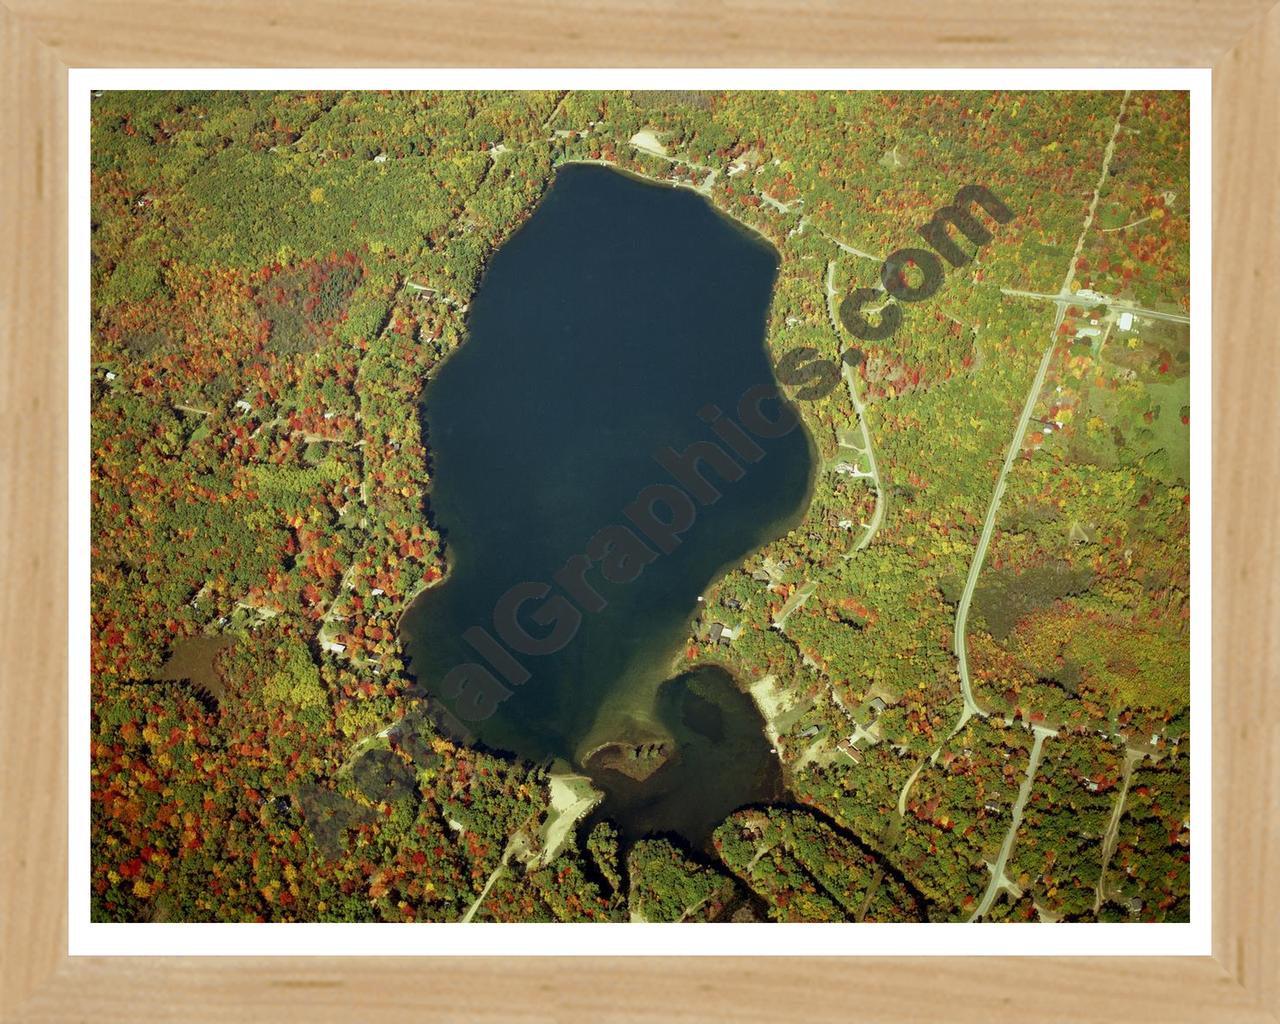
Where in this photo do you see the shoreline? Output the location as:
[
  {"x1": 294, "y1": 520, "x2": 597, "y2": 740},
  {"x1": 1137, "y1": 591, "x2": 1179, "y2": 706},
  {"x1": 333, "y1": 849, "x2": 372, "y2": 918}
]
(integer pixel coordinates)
[
  {"x1": 393, "y1": 160, "x2": 825, "y2": 782},
  {"x1": 554, "y1": 157, "x2": 786, "y2": 253}
]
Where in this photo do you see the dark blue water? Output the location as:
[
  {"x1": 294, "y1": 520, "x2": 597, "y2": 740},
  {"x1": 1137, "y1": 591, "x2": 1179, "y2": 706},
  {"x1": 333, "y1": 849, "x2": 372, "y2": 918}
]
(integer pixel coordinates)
[{"x1": 400, "y1": 164, "x2": 813, "y2": 841}]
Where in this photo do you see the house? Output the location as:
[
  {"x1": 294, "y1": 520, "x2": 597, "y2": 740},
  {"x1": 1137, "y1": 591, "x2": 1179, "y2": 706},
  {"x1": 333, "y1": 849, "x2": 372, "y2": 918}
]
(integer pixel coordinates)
[
  {"x1": 713, "y1": 624, "x2": 740, "y2": 645},
  {"x1": 1074, "y1": 326, "x2": 1102, "y2": 340},
  {"x1": 724, "y1": 598, "x2": 742, "y2": 610},
  {"x1": 984, "y1": 801, "x2": 1002, "y2": 814},
  {"x1": 321, "y1": 639, "x2": 346, "y2": 655},
  {"x1": 1127, "y1": 897, "x2": 1145, "y2": 915},
  {"x1": 868, "y1": 696, "x2": 888, "y2": 715},
  {"x1": 797, "y1": 724, "x2": 822, "y2": 740},
  {"x1": 234, "y1": 399, "x2": 253, "y2": 414}
]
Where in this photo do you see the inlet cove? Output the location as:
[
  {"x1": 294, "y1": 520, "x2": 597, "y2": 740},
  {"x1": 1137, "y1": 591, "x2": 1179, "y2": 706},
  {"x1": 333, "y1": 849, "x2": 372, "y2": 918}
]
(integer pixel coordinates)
[{"x1": 400, "y1": 164, "x2": 815, "y2": 843}]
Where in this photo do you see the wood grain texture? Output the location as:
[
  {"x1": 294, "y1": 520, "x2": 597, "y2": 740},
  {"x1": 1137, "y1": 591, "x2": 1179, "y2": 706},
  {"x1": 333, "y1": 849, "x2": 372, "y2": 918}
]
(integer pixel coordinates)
[
  {"x1": 2, "y1": 0, "x2": 1277, "y2": 67},
  {"x1": 0, "y1": 4, "x2": 68, "y2": 1020},
  {"x1": 1211, "y1": 3, "x2": 1280, "y2": 1013},
  {"x1": 0, "y1": 1, "x2": 1276, "y2": 1020}
]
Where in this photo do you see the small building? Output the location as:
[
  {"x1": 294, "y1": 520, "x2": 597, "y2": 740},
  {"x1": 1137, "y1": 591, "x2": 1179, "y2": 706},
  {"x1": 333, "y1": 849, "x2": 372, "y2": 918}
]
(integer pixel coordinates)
[
  {"x1": 984, "y1": 801, "x2": 1002, "y2": 815},
  {"x1": 234, "y1": 399, "x2": 252, "y2": 414},
  {"x1": 1118, "y1": 311, "x2": 1134, "y2": 331},
  {"x1": 1127, "y1": 897, "x2": 1145, "y2": 915},
  {"x1": 713, "y1": 624, "x2": 740, "y2": 645}
]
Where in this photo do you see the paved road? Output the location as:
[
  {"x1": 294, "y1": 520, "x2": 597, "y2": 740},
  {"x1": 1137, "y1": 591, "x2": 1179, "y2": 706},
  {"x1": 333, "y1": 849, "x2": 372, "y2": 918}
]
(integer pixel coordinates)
[
  {"x1": 999, "y1": 288, "x2": 1190, "y2": 326},
  {"x1": 896, "y1": 758, "x2": 929, "y2": 816},
  {"x1": 968, "y1": 724, "x2": 1056, "y2": 922},
  {"x1": 950, "y1": 329, "x2": 1059, "y2": 733},
  {"x1": 816, "y1": 226, "x2": 880, "y2": 262},
  {"x1": 951, "y1": 90, "x2": 1131, "y2": 740}
]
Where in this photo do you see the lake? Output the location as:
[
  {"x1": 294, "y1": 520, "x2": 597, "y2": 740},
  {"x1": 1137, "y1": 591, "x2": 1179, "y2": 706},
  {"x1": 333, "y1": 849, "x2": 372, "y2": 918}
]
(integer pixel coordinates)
[{"x1": 399, "y1": 163, "x2": 814, "y2": 844}]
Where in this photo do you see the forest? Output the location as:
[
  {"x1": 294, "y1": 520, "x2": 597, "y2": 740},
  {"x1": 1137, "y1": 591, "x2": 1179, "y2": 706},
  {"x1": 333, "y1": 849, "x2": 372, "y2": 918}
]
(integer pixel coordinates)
[{"x1": 90, "y1": 88, "x2": 1191, "y2": 923}]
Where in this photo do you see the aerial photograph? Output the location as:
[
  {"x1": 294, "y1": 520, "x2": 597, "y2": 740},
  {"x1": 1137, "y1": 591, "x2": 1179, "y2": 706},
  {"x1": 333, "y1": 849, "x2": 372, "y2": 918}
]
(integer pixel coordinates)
[{"x1": 89, "y1": 88, "x2": 1191, "y2": 924}]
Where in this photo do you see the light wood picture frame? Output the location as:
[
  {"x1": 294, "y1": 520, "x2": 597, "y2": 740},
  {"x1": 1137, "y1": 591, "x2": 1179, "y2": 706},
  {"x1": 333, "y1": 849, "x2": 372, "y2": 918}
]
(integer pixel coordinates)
[{"x1": 1, "y1": 3, "x2": 1275, "y2": 1019}]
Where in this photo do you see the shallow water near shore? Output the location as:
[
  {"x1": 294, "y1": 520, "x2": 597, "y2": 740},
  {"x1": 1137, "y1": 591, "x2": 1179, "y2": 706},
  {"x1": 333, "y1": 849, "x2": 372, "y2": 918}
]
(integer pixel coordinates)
[
  {"x1": 584, "y1": 663, "x2": 784, "y2": 846},
  {"x1": 399, "y1": 163, "x2": 813, "y2": 841}
]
